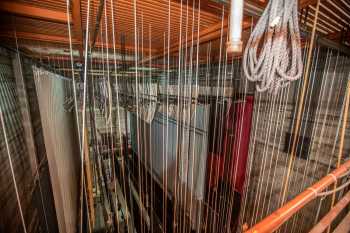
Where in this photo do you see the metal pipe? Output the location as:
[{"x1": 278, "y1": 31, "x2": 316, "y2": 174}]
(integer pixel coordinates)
[
  {"x1": 244, "y1": 158, "x2": 350, "y2": 233},
  {"x1": 227, "y1": 0, "x2": 244, "y2": 53},
  {"x1": 309, "y1": 191, "x2": 350, "y2": 233}
]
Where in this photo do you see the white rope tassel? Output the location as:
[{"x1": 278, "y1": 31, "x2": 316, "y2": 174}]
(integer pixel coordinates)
[{"x1": 243, "y1": 0, "x2": 303, "y2": 94}]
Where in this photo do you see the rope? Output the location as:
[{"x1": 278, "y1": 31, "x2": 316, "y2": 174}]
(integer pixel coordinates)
[
  {"x1": 317, "y1": 178, "x2": 350, "y2": 197},
  {"x1": 243, "y1": 0, "x2": 303, "y2": 94}
]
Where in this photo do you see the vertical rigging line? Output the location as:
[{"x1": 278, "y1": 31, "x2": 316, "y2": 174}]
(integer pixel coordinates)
[
  {"x1": 214, "y1": 25, "x2": 230, "y2": 233},
  {"x1": 79, "y1": 0, "x2": 91, "y2": 231},
  {"x1": 203, "y1": 6, "x2": 225, "y2": 233},
  {"x1": 288, "y1": 46, "x2": 321, "y2": 233},
  {"x1": 109, "y1": 0, "x2": 130, "y2": 231},
  {"x1": 250, "y1": 91, "x2": 273, "y2": 225},
  {"x1": 200, "y1": 41, "x2": 211, "y2": 233},
  {"x1": 280, "y1": 47, "x2": 328, "y2": 233},
  {"x1": 188, "y1": 1, "x2": 200, "y2": 232},
  {"x1": 162, "y1": 33, "x2": 167, "y2": 233},
  {"x1": 65, "y1": 0, "x2": 83, "y2": 228},
  {"x1": 100, "y1": 4, "x2": 111, "y2": 223},
  {"x1": 252, "y1": 80, "x2": 276, "y2": 224},
  {"x1": 173, "y1": 0, "x2": 183, "y2": 232},
  {"x1": 239, "y1": 17, "x2": 263, "y2": 224},
  {"x1": 275, "y1": 45, "x2": 313, "y2": 233},
  {"x1": 227, "y1": 57, "x2": 249, "y2": 232},
  {"x1": 178, "y1": 1, "x2": 189, "y2": 230},
  {"x1": 182, "y1": 2, "x2": 196, "y2": 232},
  {"x1": 148, "y1": 24, "x2": 154, "y2": 233},
  {"x1": 164, "y1": 1, "x2": 171, "y2": 232},
  {"x1": 294, "y1": 50, "x2": 339, "y2": 233},
  {"x1": 0, "y1": 76, "x2": 28, "y2": 233},
  {"x1": 272, "y1": 46, "x2": 309, "y2": 229},
  {"x1": 281, "y1": 0, "x2": 321, "y2": 205},
  {"x1": 216, "y1": 43, "x2": 229, "y2": 233},
  {"x1": 240, "y1": 95, "x2": 262, "y2": 228},
  {"x1": 220, "y1": 50, "x2": 236, "y2": 233},
  {"x1": 259, "y1": 90, "x2": 284, "y2": 219},
  {"x1": 140, "y1": 12, "x2": 147, "y2": 233},
  {"x1": 13, "y1": 28, "x2": 51, "y2": 233},
  {"x1": 278, "y1": 48, "x2": 320, "y2": 232},
  {"x1": 306, "y1": 55, "x2": 347, "y2": 233},
  {"x1": 328, "y1": 62, "x2": 350, "y2": 233},
  {"x1": 133, "y1": 1, "x2": 143, "y2": 232},
  {"x1": 309, "y1": 52, "x2": 338, "y2": 188}
]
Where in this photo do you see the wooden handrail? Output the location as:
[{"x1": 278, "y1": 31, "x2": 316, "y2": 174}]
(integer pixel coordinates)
[{"x1": 309, "y1": 191, "x2": 350, "y2": 233}]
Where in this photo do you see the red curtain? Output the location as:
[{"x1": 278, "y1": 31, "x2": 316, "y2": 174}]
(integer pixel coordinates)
[{"x1": 207, "y1": 96, "x2": 254, "y2": 194}]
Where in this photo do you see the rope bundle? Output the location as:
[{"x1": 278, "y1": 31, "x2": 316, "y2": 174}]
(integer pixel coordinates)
[{"x1": 243, "y1": 0, "x2": 303, "y2": 94}]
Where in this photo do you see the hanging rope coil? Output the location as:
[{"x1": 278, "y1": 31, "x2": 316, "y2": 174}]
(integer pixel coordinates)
[{"x1": 243, "y1": 0, "x2": 303, "y2": 94}]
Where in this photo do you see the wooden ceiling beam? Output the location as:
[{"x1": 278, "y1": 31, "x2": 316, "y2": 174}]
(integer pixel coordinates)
[
  {"x1": 171, "y1": 0, "x2": 224, "y2": 17},
  {"x1": 243, "y1": 0, "x2": 321, "y2": 10},
  {"x1": 71, "y1": 0, "x2": 84, "y2": 60},
  {"x1": 0, "y1": 31, "x2": 157, "y2": 53},
  {"x1": 91, "y1": 0, "x2": 105, "y2": 48},
  {"x1": 0, "y1": 1, "x2": 69, "y2": 24},
  {"x1": 300, "y1": 0, "x2": 322, "y2": 9},
  {"x1": 142, "y1": 16, "x2": 252, "y2": 63},
  {"x1": 0, "y1": 31, "x2": 79, "y2": 45}
]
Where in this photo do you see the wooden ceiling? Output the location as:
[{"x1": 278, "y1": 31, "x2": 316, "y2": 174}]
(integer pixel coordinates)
[{"x1": 0, "y1": 0, "x2": 349, "y2": 64}]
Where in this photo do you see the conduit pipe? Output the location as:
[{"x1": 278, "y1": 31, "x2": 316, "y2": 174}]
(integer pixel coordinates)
[
  {"x1": 244, "y1": 158, "x2": 350, "y2": 233},
  {"x1": 309, "y1": 191, "x2": 350, "y2": 233},
  {"x1": 227, "y1": 0, "x2": 244, "y2": 53}
]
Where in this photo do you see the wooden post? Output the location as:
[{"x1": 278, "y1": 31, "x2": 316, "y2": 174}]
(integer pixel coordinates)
[{"x1": 84, "y1": 128, "x2": 95, "y2": 228}]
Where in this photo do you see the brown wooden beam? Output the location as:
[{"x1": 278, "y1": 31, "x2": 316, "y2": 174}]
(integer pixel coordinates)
[
  {"x1": 333, "y1": 211, "x2": 350, "y2": 233},
  {"x1": 83, "y1": 130, "x2": 95, "y2": 229},
  {"x1": 71, "y1": 0, "x2": 84, "y2": 60},
  {"x1": 0, "y1": 1, "x2": 69, "y2": 24},
  {"x1": 0, "y1": 31, "x2": 80, "y2": 45},
  {"x1": 91, "y1": 0, "x2": 105, "y2": 48},
  {"x1": 172, "y1": 0, "x2": 223, "y2": 17},
  {"x1": 142, "y1": 16, "x2": 251, "y2": 63},
  {"x1": 0, "y1": 31, "x2": 157, "y2": 53},
  {"x1": 300, "y1": 0, "x2": 320, "y2": 9}
]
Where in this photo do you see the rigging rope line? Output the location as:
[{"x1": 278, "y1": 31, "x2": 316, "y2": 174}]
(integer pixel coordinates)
[
  {"x1": 0, "y1": 80, "x2": 28, "y2": 233},
  {"x1": 243, "y1": 0, "x2": 303, "y2": 94}
]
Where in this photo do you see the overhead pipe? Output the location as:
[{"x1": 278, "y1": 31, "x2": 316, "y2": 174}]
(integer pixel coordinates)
[
  {"x1": 244, "y1": 158, "x2": 350, "y2": 233},
  {"x1": 227, "y1": 0, "x2": 244, "y2": 53}
]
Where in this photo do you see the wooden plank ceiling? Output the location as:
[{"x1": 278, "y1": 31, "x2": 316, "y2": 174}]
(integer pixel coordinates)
[{"x1": 0, "y1": 0, "x2": 349, "y2": 65}]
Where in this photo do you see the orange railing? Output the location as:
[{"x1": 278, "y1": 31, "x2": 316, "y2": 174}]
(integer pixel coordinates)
[{"x1": 244, "y1": 159, "x2": 350, "y2": 233}]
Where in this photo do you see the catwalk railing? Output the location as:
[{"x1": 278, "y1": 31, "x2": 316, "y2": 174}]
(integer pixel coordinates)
[{"x1": 244, "y1": 157, "x2": 350, "y2": 233}]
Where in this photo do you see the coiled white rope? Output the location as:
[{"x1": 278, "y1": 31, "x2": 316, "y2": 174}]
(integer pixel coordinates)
[{"x1": 243, "y1": 0, "x2": 303, "y2": 94}]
